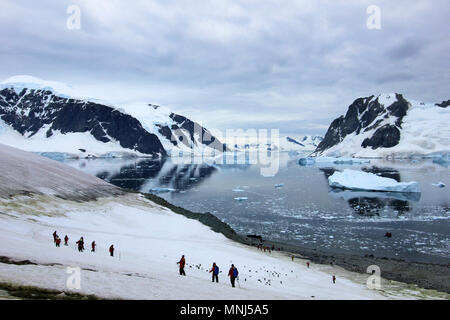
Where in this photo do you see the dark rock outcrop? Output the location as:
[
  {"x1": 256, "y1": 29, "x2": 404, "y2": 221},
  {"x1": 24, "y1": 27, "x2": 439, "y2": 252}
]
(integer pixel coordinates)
[
  {"x1": 436, "y1": 100, "x2": 450, "y2": 108},
  {"x1": 0, "y1": 87, "x2": 166, "y2": 156},
  {"x1": 313, "y1": 94, "x2": 410, "y2": 155},
  {"x1": 156, "y1": 113, "x2": 226, "y2": 152}
]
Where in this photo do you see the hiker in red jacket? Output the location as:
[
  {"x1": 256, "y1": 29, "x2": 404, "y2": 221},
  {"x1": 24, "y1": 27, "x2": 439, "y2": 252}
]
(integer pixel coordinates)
[
  {"x1": 64, "y1": 235, "x2": 69, "y2": 246},
  {"x1": 332, "y1": 275, "x2": 336, "y2": 284},
  {"x1": 177, "y1": 255, "x2": 186, "y2": 276},
  {"x1": 52, "y1": 231, "x2": 58, "y2": 243},
  {"x1": 109, "y1": 245, "x2": 114, "y2": 257},
  {"x1": 209, "y1": 262, "x2": 219, "y2": 283},
  {"x1": 55, "y1": 236, "x2": 61, "y2": 247},
  {"x1": 76, "y1": 237, "x2": 84, "y2": 252},
  {"x1": 91, "y1": 241, "x2": 96, "y2": 252},
  {"x1": 228, "y1": 264, "x2": 238, "y2": 287}
]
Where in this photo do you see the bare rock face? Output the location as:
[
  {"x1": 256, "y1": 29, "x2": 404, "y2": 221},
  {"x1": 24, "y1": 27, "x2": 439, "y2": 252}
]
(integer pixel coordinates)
[{"x1": 313, "y1": 93, "x2": 410, "y2": 155}]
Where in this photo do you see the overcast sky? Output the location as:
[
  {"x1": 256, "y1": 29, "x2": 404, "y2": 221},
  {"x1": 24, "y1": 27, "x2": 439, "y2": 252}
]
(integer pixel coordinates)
[{"x1": 1, "y1": 0, "x2": 449, "y2": 135}]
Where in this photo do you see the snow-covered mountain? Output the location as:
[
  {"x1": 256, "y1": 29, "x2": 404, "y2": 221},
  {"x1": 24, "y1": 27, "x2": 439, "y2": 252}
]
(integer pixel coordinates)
[
  {"x1": 312, "y1": 93, "x2": 450, "y2": 158},
  {"x1": 225, "y1": 135, "x2": 323, "y2": 153},
  {"x1": 276, "y1": 135, "x2": 323, "y2": 152},
  {"x1": 0, "y1": 76, "x2": 225, "y2": 158}
]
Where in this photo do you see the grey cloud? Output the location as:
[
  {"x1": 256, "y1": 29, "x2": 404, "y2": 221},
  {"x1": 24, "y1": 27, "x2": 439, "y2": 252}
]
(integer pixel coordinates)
[{"x1": 0, "y1": 0, "x2": 449, "y2": 135}]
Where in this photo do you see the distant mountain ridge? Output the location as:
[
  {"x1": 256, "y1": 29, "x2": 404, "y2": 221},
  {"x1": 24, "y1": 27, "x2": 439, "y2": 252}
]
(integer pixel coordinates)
[{"x1": 312, "y1": 93, "x2": 450, "y2": 158}]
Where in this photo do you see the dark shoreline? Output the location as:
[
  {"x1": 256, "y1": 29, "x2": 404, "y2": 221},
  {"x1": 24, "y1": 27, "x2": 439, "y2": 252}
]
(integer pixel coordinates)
[
  {"x1": 141, "y1": 192, "x2": 450, "y2": 295},
  {"x1": 254, "y1": 238, "x2": 450, "y2": 295}
]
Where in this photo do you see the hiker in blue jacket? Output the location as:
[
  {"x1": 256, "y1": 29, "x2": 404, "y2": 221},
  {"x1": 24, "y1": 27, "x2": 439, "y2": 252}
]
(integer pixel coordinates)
[
  {"x1": 228, "y1": 264, "x2": 239, "y2": 287},
  {"x1": 209, "y1": 262, "x2": 220, "y2": 283}
]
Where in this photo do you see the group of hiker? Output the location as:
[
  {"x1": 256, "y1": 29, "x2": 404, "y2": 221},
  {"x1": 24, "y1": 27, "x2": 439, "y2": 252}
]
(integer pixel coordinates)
[
  {"x1": 256, "y1": 244, "x2": 283, "y2": 254},
  {"x1": 52, "y1": 231, "x2": 114, "y2": 257},
  {"x1": 176, "y1": 255, "x2": 240, "y2": 288},
  {"x1": 53, "y1": 231, "x2": 338, "y2": 288}
]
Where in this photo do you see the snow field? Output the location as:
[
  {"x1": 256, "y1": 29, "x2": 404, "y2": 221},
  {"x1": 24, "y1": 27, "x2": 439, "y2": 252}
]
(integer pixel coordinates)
[{"x1": 0, "y1": 193, "x2": 399, "y2": 300}]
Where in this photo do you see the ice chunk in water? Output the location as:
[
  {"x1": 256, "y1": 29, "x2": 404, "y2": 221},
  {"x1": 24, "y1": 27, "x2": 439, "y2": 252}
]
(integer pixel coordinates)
[
  {"x1": 149, "y1": 187, "x2": 176, "y2": 194},
  {"x1": 432, "y1": 182, "x2": 446, "y2": 188},
  {"x1": 328, "y1": 169, "x2": 420, "y2": 193}
]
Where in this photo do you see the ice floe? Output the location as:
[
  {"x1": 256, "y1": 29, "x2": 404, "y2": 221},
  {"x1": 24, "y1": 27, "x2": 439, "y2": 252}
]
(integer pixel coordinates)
[{"x1": 328, "y1": 169, "x2": 421, "y2": 193}]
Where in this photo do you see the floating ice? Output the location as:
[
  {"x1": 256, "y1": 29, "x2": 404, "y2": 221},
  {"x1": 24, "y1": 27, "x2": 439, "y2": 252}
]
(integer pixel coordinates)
[
  {"x1": 234, "y1": 197, "x2": 248, "y2": 201},
  {"x1": 149, "y1": 187, "x2": 176, "y2": 194},
  {"x1": 432, "y1": 182, "x2": 446, "y2": 188},
  {"x1": 432, "y1": 153, "x2": 450, "y2": 167},
  {"x1": 328, "y1": 169, "x2": 421, "y2": 193},
  {"x1": 298, "y1": 157, "x2": 370, "y2": 166},
  {"x1": 233, "y1": 188, "x2": 245, "y2": 192},
  {"x1": 274, "y1": 184, "x2": 284, "y2": 188}
]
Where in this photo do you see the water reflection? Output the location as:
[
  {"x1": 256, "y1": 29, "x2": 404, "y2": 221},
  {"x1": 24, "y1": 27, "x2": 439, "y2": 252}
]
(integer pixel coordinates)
[
  {"x1": 100, "y1": 158, "x2": 218, "y2": 193},
  {"x1": 328, "y1": 189, "x2": 419, "y2": 216},
  {"x1": 322, "y1": 167, "x2": 421, "y2": 216}
]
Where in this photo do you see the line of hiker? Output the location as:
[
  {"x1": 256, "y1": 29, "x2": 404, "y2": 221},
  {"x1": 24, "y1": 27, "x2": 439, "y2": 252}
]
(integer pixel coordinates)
[
  {"x1": 52, "y1": 231, "x2": 114, "y2": 257},
  {"x1": 255, "y1": 244, "x2": 282, "y2": 253},
  {"x1": 176, "y1": 255, "x2": 239, "y2": 288}
]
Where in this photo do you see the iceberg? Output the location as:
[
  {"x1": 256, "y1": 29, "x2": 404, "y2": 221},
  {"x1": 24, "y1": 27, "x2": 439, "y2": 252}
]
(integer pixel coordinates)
[
  {"x1": 432, "y1": 153, "x2": 450, "y2": 167},
  {"x1": 328, "y1": 169, "x2": 421, "y2": 193},
  {"x1": 149, "y1": 187, "x2": 176, "y2": 194},
  {"x1": 274, "y1": 183, "x2": 284, "y2": 188},
  {"x1": 298, "y1": 156, "x2": 370, "y2": 166},
  {"x1": 432, "y1": 182, "x2": 446, "y2": 188},
  {"x1": 234, "y1": 197, "x2": 248, "y2": 201}
]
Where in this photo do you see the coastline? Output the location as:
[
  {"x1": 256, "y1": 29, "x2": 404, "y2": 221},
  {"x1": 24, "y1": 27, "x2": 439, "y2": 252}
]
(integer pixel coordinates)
[
  {"x1": 257, "y1": 238, "x2": 450, "y2": 295},
  {"x1": 142, "y1": 192, "x2": 450, "y2": 295}
]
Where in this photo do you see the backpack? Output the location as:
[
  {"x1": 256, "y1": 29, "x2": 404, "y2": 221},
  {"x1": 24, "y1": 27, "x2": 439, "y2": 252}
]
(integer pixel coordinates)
[
  {"x1": 233, "y1": 268, "x2": 238, "y2": 277},
  {"x1": 215, "y1": 266, "x2": 219, "y2": 274}
]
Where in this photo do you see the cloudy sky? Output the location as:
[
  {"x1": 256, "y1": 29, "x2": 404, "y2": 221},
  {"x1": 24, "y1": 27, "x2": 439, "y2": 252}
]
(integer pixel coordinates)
[{"x1": 1, "y1": 0, "x2": 449, "y2": 135}]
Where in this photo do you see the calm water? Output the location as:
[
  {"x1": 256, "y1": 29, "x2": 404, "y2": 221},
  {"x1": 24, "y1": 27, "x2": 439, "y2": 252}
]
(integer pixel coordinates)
[{"x1": 62, "y1": 152, "x2": 450, "y2": 264}]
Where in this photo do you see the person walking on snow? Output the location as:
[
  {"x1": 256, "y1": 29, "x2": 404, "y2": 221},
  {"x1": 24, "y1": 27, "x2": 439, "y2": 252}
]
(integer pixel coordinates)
[
  {"x1": 76, "y1": 237, "x2": 84, "y2": 252},
  {"x1": 91, "y1": 241, "x2": 96, "y2": 252},
  {"x1": 209, "y1": 262, "x2": 219, "y2": 283},
  {"x1": 109, "y1": 245, "x2": 114, "y2": 257},
  {"x1": 64, "y1": 235, "x2": 69, "y2": 246},
  {"x1": 332, "y1": 275, "x2": 336, "y2": 284},
  {"x1": 52, "y1": 231, "x2": 58, "y2": 243},
  {"x1": 228, "y1": 264, "x2": 239, "y2": 288},
  {"x1": 177, "y1": 255, "x2": 186, "y2": 276},
  {"x1": 55, "y1": 236, "x2": 61, "y2": 247}
]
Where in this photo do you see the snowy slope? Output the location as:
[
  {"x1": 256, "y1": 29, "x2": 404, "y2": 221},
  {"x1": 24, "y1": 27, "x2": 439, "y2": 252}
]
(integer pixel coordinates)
[
  {"x1": 275, "y1": 135, "x2": 323, "y2": 152},
  {"x1": 118, "y1": 102, "x2": 225, "y2": 156},
  {"x1": 0, "y1": 143, "x2": 122, "y2": 200},
  {"x1": 0, "y1": 145, "x2": 433, "y2": 300},
  {"x1": 0, "y1": 118, "x2": 150, "y2": 159},
  {"x1": 314, "y1": 93, "x2": 450, "y2": 158}
]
